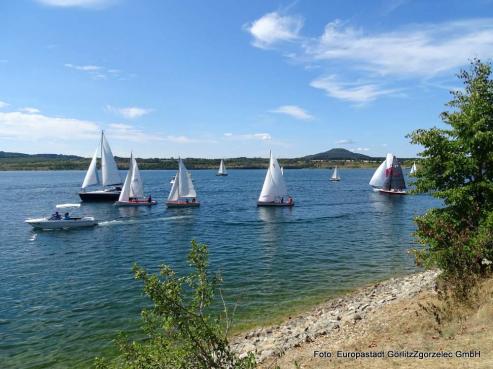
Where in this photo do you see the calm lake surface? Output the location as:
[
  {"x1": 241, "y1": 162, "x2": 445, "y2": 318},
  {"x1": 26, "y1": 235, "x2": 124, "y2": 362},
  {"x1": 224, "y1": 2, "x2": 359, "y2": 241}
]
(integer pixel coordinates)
[{"x1": 0, "y1": 169, "x2": 439, "y2": 368}]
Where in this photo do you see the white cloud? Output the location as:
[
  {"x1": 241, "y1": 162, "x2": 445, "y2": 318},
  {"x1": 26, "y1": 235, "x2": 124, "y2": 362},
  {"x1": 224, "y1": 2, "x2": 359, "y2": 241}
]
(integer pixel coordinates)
[
  {"x1": 65, "y1": 63, "x2": 130, "y2": 80},
  {"x1": 336, "y1": 139, "x2": 354, "y2": 145},
  {"x1": 245, "y1": 12, "x2": 303, "y2": 49},
  {"x1": 105, "y1": 105, "x2": 153, "y2": 119},
  {"x1": 310, "y1": 75, "x2": 398, "y2": 103},
  {"x1": 306, "y1": 19, "x2": 493, "y2": 77},
  {"x1": 224, "y1": 132, "x2": 272, "y2": 141},
  {"x1": 0, "y1": 100, "x2": 9, "y2": 109},
  {"x1": 270, "y1": 105, "x2": 313, "y2": 120},
  {"x1": 0, "y1": 111, "x2": 99, "y2": 140},
  {"x1": 36, "y1": 0, "x2": 115, "y2": 8},
  {"x1": 246, "y1": 13, "x2": 493, "y2": 102},
  {"x1": 106, "y1": 123, "x2": 163, "y2": 142},
  {"x1": 165, "y1": 135, "x2": 201, "y2": 144},
  {"x1": 64, "y1": 63, "x2": 101, "y2": 71},
  {"x1": 354, "y1": 147, "x2": 370, "y2": 152},
  {"x1": 21, "y1": 107, "x2": 41, "y2": 114}
]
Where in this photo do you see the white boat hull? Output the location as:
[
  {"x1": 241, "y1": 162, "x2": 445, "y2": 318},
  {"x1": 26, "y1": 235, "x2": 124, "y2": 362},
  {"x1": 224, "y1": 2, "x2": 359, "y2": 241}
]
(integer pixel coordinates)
[
  {"x1": 115, "y1": 200, "x2": 157, "y2": 206},
  {"x1": 257, "y1": 200, "x2": 294, "y2": 207},
  {"x1": 378, "y1": 189, "x2": 407, "y2": 195},
  {"x1": 26, "y1": 217, "x2": 98, "y2": 229}
]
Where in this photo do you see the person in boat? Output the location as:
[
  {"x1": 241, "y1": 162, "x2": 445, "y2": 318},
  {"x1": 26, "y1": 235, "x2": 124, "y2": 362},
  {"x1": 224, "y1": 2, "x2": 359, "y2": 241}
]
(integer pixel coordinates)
[
  {"x1": 64, "y1": 212, "x2": 70, "y2": 220},
  {"x1": 147, "y1": 195, "x2": 152, "y2": 203},
  {"x1": 281, "y1": 197, "x2": 284, "y2": 203},
  {"x1": 186, "y1": 199, "x2": 189, "y2": 204},
  {"x1": 287, "y1": 197, "x2": 293, "y2": 205},
  {"x1": 50, "y1": 211, "x2": 61, "y2": 220},
  {"x1": 192, "y1": 198, "x2": 196, "y2": 203}
]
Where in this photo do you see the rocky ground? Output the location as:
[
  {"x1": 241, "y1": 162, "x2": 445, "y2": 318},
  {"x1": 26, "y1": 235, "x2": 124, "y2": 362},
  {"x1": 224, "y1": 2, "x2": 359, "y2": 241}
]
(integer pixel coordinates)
[{"x1": 231, "y1": 270, "x2": 440, "y2": 364}]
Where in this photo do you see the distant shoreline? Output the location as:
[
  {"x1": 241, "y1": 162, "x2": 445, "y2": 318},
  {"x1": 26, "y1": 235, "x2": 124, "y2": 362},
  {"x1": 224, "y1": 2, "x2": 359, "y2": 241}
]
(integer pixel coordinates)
[{"x1": 0, "y1": 159, "x2": 411, "y2": 171}]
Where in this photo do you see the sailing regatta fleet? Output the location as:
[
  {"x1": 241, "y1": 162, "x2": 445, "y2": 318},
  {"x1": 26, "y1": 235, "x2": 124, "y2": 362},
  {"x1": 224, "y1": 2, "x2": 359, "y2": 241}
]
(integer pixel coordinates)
[{"x1": 26, "y1": 131, "x2": 416, "y2": 229}]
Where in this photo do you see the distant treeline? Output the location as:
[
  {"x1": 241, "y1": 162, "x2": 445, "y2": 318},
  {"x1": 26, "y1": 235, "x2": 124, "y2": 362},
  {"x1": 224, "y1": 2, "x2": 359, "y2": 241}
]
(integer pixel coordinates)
[{"x1": 0, "y1": 155, "x2": 416, "y2": 171}]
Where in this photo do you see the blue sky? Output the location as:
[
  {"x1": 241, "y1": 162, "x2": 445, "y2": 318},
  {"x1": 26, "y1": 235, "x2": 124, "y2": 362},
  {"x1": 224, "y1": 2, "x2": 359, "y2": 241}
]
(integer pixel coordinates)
[{"x1": 1, "y1": 0, "x2": 493, "y2": 158}]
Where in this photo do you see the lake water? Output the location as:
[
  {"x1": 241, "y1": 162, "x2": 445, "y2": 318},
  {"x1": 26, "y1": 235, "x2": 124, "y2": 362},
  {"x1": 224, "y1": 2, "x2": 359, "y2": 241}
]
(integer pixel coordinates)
[{"x1": 0, "y1": 169, "x2": 439, "y2": 368}]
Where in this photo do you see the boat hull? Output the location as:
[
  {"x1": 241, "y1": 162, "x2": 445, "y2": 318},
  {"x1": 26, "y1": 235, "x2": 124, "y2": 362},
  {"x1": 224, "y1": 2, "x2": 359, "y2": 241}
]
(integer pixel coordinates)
[
  {"x1": 216, "y1": 173, "x2": 228, "y2": 176},
  {"x1": 329, "y1": 178, "x2": 340, "y2": 182},
  {"x1": 26, "y1": 217, "x2": 97, "y2": 230},
  {"x1": 378, "y1": 189, "x2": 407, "y2": 195},
  {"x1": 79, "y1": 190, "x2": 120, "y2": 202},
  {"x1": 257, "y1": 201, "x2": 294, "y2": 207},
  {"x1": 115, "y1": 200, "x2": 157, "y2": 207},
  {"x1": 166, "y1": 201, "x2": 200, "y2": 208}
]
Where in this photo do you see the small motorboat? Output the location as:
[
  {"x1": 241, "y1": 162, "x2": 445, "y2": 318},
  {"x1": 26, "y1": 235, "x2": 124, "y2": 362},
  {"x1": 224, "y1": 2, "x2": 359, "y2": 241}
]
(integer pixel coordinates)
[{"x1": 25, "y1": 204, "x2": 98, "y2": 230}]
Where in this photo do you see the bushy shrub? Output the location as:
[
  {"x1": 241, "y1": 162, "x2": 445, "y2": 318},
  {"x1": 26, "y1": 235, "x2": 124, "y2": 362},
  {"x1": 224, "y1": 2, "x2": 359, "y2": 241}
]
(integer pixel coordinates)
[
  {"x1": 94, "y1": 240, "x2": 256, "y2": 369},
  {"x1": 409, "y1": 59, "x2": 493, "y2": 297}
]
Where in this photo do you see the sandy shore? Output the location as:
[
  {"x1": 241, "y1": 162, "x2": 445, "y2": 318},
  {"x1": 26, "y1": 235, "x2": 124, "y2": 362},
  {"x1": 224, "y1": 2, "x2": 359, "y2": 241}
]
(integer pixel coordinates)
[{"x1": 231, "y1": 270, "x2": 440, "y2": 364}]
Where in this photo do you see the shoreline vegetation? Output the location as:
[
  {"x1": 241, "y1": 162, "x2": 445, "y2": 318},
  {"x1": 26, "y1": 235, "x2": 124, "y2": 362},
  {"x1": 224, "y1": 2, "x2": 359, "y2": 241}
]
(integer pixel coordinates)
[{"x1": 0, "y1": 148, "x2": 417, "y2": 171}]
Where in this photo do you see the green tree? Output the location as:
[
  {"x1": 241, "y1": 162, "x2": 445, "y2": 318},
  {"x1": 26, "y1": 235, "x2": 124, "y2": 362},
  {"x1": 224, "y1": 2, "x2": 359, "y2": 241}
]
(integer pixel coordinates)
[
  {"x1": 94, "y1": 240, "x2": 256, "y2": 369},
  {"x1": 409, "y1": 59, "x2": 493, "y2": 295}
]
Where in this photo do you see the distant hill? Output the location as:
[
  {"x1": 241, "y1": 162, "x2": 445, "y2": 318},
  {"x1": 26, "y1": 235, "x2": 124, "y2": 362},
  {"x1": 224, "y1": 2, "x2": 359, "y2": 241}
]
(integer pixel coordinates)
[
  {"x1": 303, "y1": 148, "x2": 373, "y2": 161},
  {"x1": 0, "y1": 151, "x2": 82, "y2": 159},
  {"x1": 0, "y1": 148, "x2": 405, "y2": 171}
]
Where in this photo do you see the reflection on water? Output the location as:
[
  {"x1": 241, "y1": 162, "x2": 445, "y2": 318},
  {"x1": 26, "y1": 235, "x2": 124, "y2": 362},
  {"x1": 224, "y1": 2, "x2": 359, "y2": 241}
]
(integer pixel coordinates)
[{"x1": 0, "y1": 169, "x2": 440, "y2": 368}]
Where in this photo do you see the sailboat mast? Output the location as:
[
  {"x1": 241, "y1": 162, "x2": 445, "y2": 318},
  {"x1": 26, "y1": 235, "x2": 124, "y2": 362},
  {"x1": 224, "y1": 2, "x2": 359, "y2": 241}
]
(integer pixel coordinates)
[{"x1": 100, "y1": 130, "x2": 104, "y2": 177}]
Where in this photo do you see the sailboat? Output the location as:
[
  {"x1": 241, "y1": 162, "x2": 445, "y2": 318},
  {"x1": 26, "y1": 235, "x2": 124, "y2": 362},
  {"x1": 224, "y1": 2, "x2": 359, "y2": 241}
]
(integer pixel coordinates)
[
  {"x1": 257, "y1": 151, "x2": 294, "y2": 207},
  {"x1": 329, "y1": 166, "x2": 341, "y2": 181},
  {"x1": 115, "y1": 153, "x2": 157, "y2": 206},
  {"x1": 166, "y1": 158, "x2": 200, "y2": 207},
  {"x1": 410, "y1": 161, "x2": 417, "y2": 175},
  {"x1": 79, "y1": 131, "x2": 122, "y2": 202},
  {"x1": 216, "y1": 159, "x2": 228, "y2": 176},
  {"x1": 369, "y1": 153, "x2": 407, "y2": 195}
]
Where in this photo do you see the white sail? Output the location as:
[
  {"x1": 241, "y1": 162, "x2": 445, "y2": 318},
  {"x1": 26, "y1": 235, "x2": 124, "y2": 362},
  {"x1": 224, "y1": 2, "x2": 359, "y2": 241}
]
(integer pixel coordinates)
[
  {"x1": 101, "y1": 132, "x2": 121, "y2": 186},
  {"x1": 168, "y1": 171, "x2": 180, "y2": 201},
  {"x1": 410, "y1": 162, "x2": 417, "y2": 175},
  {"x1": 178, "y1": 159, "x2": 197, "y2": 198},
  {"x1": 281, "y1": 166, "x2": 284, "y2": 175},
  {"x1": 118, "y1": 154, "x2": 134, "y2": 202},
  {"x1": 218, "y1": 159, "x2": 227, "y2": 175},
  {"x1": 130, "y1": 156, "x2": 144, "y2": 198},
  {"x1": 258, "y1": 152, "x2": 288, "y2": 202},
  {"x1": 369, "y1": 153, "x2": 393, "y2": 188},
  {"x1": 331, "y1": 166, "x2": 339, "y2": 180},
  {"x1": 81, "y1": 146, "x2": 100, "y2": 189}
]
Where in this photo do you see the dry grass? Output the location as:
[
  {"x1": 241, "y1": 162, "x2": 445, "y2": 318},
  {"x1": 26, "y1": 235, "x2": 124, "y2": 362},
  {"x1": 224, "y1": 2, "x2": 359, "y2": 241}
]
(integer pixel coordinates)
[{"x1": 261, "y1": 278, "x2": 493, "y2": 369}]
